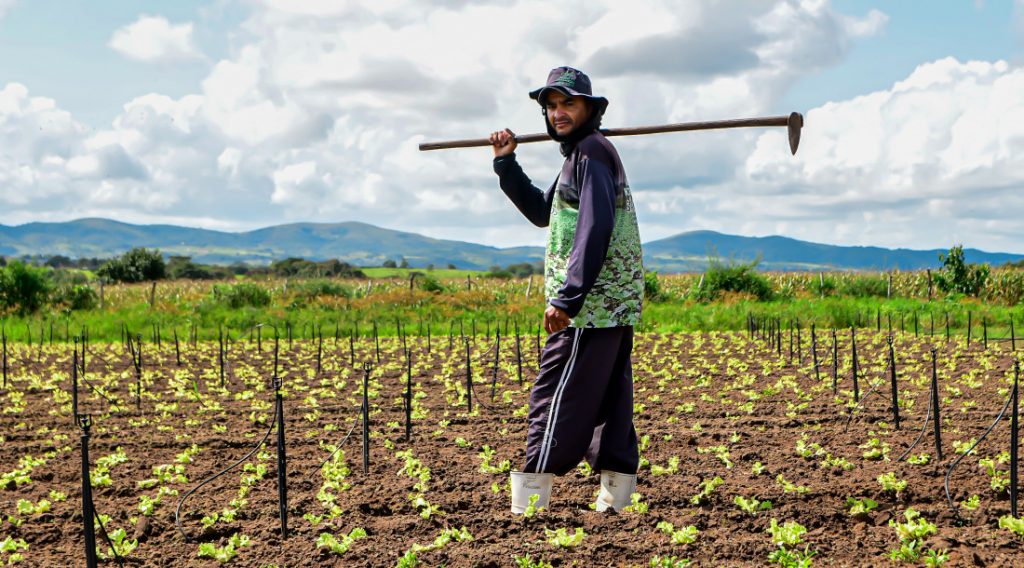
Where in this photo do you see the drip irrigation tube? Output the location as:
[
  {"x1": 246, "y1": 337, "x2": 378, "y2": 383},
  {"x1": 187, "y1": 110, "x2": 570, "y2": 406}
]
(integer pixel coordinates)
[
  {"x1": 174, "y1": 406, "x2": 278, "y2": 542},
  {"x1": 92, "y1": 506, "x2": 125, "y2": 567},
  {"x1": 306, "y1": 413, "x2": 360, "y2": 480},
  {"x1": 896, "y1": 376, "x2": 937, "y2": 463},
  {"x1": 943, "y1": 386, "x2": 1015, "y2": 515}
]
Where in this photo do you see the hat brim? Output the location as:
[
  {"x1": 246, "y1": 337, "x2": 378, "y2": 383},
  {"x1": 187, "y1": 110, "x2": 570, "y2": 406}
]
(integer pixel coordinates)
[{"x1": 529, "y1": 86, "x2": 608, "y2": 114}]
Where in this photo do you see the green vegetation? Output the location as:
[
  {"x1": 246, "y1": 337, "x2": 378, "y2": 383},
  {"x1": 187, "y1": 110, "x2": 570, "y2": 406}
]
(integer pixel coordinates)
[{"x1": 97, "y1": 247, "x2": 167, "y2": 283}]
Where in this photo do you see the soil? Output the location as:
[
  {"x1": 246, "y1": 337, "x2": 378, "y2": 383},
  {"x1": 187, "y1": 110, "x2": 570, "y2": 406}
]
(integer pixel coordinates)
[{"x1": 1, "y1": 329, "x2": 1023, "y2": 567}]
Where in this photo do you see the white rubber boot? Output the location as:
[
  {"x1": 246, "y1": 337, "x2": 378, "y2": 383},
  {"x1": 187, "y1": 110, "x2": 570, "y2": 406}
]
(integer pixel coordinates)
[
  {"x1": 510, "y1": 472, "x2": 553, "y2": 514},
  {"x1": 595, "y1": 470, "x2": 636, "y2": 512}
]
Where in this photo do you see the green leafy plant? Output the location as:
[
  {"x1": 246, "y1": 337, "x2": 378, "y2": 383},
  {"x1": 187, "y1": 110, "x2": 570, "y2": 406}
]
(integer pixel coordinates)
[
  {"x1": 999, "y1": 515, "x2": 1024, "y2": 538},
  {"x1": 515, "y1": 555, "x2": 554, "y2": 568},
  {"x1": 544, "y1": 527, "x2": 586, "y2": 548},
  {"x1": 197, "y1": 533, "x2": 250, "y2": 563},
  {"x1": 845, "y1": 497, "x2": 879, "y2": 519},
  {"x1": 888, "y1": 509, "x2": 938, "y2": 563},
  {"x1": 316, "y1": 527, "x2": 367, "y2": 555},
  {"x1": 734, "y1": 495, "x2": 772, "y2": 515},
  {"x1": 690, "y1": 476, "x2": 724, "y2": 505},
  {"x1": 522, "y1": 493, "x2": 542, "y2": 518},
  {"x1": 651, "y1": 456, "x2": 680, "y2": 476},
  {"x1": 775, "y1": 474, "x2": 808, "y2": 494},
  {"x1": 877, "y1": 472, "x2": 907, "y2": 496},
  {"x1": 656, "y1": 521, "x2": 699, "y2": 545},
  {"x1": 622, "y1": 492, "x2": 649, "y2": 514},
  {"x1": 649, "y1": 555, "x2": 691, "y2": 567},
  {"x1": 766, "y1": 519, "x2": 814, "y2": 567}
]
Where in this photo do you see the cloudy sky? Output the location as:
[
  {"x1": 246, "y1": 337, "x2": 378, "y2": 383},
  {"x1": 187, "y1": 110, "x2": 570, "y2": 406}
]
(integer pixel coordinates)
[{"x1": 1, "y1": 0, "x2": 1023, "y2": 253}]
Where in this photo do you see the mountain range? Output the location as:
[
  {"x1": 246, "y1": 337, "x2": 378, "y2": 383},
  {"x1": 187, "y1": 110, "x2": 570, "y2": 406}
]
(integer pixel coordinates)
[{"x1": 1, "y1": 218, "x2": 1021, "y2": 272}]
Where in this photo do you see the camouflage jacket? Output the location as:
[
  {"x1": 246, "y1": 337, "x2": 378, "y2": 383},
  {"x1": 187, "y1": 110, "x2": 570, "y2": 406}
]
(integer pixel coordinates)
[{"x1": 494, "y1": 131, "x2": 644, "y2": 328}]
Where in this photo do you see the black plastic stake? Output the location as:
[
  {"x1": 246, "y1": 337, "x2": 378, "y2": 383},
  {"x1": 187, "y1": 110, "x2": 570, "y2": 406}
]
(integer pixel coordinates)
[
  {"x1": 1011, "y1": 361, "x2": 1019, "y2": 518},
  {"x1": 983, "y1": 319, "x2": 988, "y2": 349},
  {"x1": 2, "y1": 326, "x2": 7, "y2": 389},
  {"x1": 851, "y1": 327, "x2": 860, "y2": 403},
  {"x1": 811, "y1": 324, "x2": 820, "y2": 383},
  {"x1": 931, "y1": 349, "x2": 943, "y2": 461},
  {"x1": 1014, "y1": 317, "x2": 1018, "y2": 352},
  {"x1": 361, "y1": 363, "x2": 371, "y2": 474},
  {"x1": 77, "y1": 414, "x2": 98, "y2": 568},
  {"x1": 218, "y1": 327, "x2": 225, "y2": 388},
  {"x1": 945, "y1": 312, "x2": 950, "y2": 343},
  {"x1": 174, "y1": 328, "x2": 181, "y2": 366},
  {"x1": 514, "y1": 320, "x2": 523, "y2": 383},
  {"x1": 316, "y1": 327, "x2": 323, "y2": 376},
  {"x1": 465, "y1": 338, "x2": 473, "y2": 414},
  {"x1": 274, "y1": 378, "x2": 288, "y2": 539},
  {"x1": 967, "y1": 311, "x2": 972, "y2": 349},
  {"x1": 134, "y1": 334, "x2": 143, "y2": 412},
  {"x1": 796, "y1": 323, "x2": 802, "y2": 365},
  {"x1": 491, "y1": 329, "x2": 500, "y2": 402},
  {"x1": 831, "y1": 329, "x2": 838, "y2": 394},
  {"x1": 405, "y1": 351, "x2": 412, "y2": 443},
  {"x1": 349, "y1": 331, "x2": 355, "y2": 367},
  {"x1": 373, "y1": 321, "x2": 380, "y2": 364},
  {"x1": 888, "y1": 335, "x2": 900, "y2": 430},
  {"x1": 72, "y1": 345, "x2": 79, "y2": 418},
  {"x1": 257, "y1": 325, "x2": 262, "y2": 353}
]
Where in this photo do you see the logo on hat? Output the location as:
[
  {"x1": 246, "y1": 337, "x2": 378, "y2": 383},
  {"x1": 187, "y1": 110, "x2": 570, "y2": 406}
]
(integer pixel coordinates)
[{"x1": 554, "y1": 69, "x2": 577, "y2": 88}]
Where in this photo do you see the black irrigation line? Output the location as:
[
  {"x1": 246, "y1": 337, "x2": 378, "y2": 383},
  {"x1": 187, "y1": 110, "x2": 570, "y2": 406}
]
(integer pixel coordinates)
[
  {"x1": 841, "y1": 373, "x2": 891, "y2": 433},
  {"x1": 895, "y1": 375, "x2": 937, "y2": 463},
  {"x1": 91, "y1": 501, "x2": 125, "y2": 567},
  {"x1": 942, "y1": 381, "x2": 1015, "y2": 516},
  {"x1": 174, "y1": 405, "x2": 278, "y2": 542},
  {"x1": 305, "y1": 412, "x2": 361, "y2": 481}
]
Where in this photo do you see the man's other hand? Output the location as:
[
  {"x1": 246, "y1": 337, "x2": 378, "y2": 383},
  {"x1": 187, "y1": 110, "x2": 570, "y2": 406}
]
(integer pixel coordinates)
[
  {"x1": 489, "y1": 128, "x2": 517, "y2": 158},
  {"x1": 544, "y1": 305, "x2": 571, "y2": 335}
]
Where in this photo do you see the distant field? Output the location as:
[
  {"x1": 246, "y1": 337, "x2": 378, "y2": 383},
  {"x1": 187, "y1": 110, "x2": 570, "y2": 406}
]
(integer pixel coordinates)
[{"x1": 360, "y1": 267, "x2": 488, "y2": 279}]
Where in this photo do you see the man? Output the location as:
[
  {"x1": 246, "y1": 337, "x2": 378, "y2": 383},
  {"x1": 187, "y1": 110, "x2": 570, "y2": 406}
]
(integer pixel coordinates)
[{"x1": 489, "y1": 66, "x2": 644, "y2": 514}]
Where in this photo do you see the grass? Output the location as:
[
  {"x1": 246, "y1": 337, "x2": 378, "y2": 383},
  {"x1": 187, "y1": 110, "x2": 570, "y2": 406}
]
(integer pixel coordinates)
[
  {"x1": 360, "y1": 268, "x2": 487, "y2": 279},
  {"x1": 0, "y1": 276, "x2": 1021, "y2": 343}
]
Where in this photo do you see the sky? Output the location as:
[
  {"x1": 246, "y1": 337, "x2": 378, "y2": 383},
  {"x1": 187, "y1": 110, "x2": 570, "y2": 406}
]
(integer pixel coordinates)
[{"x1": 1, "y1": 0, "x2": 1023, "y2": 253}]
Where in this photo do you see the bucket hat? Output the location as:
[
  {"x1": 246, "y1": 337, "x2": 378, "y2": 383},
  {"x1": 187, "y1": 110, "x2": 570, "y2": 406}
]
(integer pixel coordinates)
[{"x1": 529, "y1": 66, "x2": 609, "y2": 116}]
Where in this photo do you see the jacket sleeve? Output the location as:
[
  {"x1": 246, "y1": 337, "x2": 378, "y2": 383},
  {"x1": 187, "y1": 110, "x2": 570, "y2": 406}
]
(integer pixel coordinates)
[
  {"x1": 493, "y1": 154, "x2": 553, "y2": 228},
  {"x1": 548, "y1": 155, "x2": 616, "y2": 318}
]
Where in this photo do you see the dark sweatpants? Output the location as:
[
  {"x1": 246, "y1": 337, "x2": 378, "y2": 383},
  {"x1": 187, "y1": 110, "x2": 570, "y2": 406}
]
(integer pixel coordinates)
[{"x1": 524, "y1": 326, "x2": 639, "y2": 476}]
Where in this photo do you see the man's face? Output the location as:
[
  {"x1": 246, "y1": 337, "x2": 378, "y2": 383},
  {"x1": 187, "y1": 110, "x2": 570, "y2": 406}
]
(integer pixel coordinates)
[{"x1": 544, "y1": 91, "x2": 590, "y2": 137}]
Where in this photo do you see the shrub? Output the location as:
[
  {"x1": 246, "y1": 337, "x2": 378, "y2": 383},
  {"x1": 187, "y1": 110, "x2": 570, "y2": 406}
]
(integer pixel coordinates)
[
  {"x1": 293, "y1": 280, "x2": 351, "y2": 298},
  {"x1": 56, "y1": 284, "x2": 99, "y2": 311},
  {"x1": 211, "y1": 283, "x2": 272, "y2": 308},
  {"x1": 0, "y1": 260, "x2": 52, "y2": 314},
  {"x1": 934, "y1": 245, "x2": 989, "y2": 297},
  {"x1": 97, "y1": 248, "x2": 166, "y2": 283},
  {"x1": 837, "y1": 274, "x2": 889, "y2": 297},
  {"x1": 692, "y1": 258, "x2": 773, "y2": 302},
  {"x1": 417, "y1": 274, "x2": 446, "y2": 293},
  {"x1": 644, "y1": 271, "x2": 668, "y2": 302}
]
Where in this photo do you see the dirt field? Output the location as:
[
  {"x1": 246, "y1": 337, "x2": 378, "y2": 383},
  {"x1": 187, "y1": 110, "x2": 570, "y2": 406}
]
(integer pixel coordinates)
[{"x1": 1, "y1": 329, "x2": 1023, "y2": 566}]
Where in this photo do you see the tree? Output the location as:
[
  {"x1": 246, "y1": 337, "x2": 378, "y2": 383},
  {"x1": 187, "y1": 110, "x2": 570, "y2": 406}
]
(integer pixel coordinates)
[
  {"x1": 0, "y1": 260, "x2": 52, "y2": 314},
  {"x1": 399, "y1": 257, "x2": 409, "y2": 269},
  {"x1": 383, "y1": 259, "x2": 398, "y2": 268},
  {"x1": 934, "y1": 245, "x2": 989, "y2": 297},
  {"x1": 97, "y1": 248, "x2": 166, "y2": 283}
]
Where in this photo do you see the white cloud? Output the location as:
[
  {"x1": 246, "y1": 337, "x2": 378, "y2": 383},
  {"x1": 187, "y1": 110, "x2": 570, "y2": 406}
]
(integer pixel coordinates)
[
  {"x1": 14, "y1": 1, "x2": 1023, "y2": 257},
  {"x1": 108, "y1": 15, "x2": 203, "y2": 63},
  {"x1": 0, "y1": 0, "x2": 15, "y2": 19},
  {"x1": 729, "y1": 57, "x2": 1024, "y2": 252}
]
